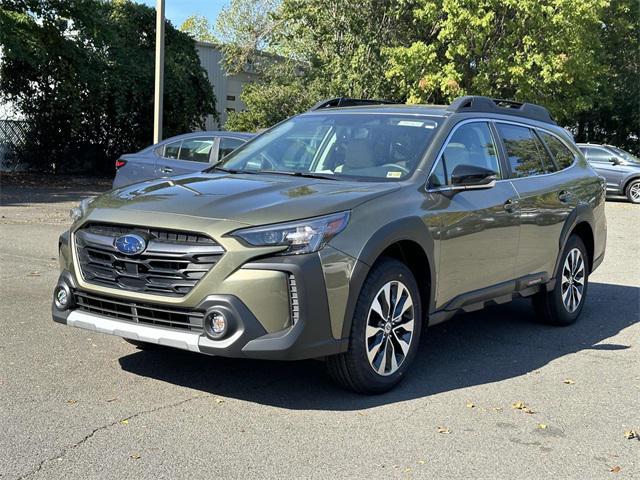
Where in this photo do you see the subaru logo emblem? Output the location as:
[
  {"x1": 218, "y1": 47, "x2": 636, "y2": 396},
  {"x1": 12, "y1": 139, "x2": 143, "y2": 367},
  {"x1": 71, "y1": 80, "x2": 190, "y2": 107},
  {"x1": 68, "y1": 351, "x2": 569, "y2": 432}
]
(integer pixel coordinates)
[{"x1": 114, "y1": 234, "x2": 146, "y2": 255}]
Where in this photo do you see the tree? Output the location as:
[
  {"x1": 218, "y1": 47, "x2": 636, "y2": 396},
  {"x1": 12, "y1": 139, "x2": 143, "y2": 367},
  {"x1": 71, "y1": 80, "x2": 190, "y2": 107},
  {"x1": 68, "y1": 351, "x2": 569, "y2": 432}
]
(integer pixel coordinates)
[
  {"x1": 573, "y1": 0, "x2": 639, "y2": 153},
  {"x1": 180, "y1": 14, "x2": 217, "y2": 43},
  {"x1": 220, "y1": 0, "x2": 415, "y2": 131},
  {"x1": 384, "y1": 0, "x2": 609, "y2": 124},
  {"x1": 0, "y1": 0, "x2": 216, "y2": 173}
]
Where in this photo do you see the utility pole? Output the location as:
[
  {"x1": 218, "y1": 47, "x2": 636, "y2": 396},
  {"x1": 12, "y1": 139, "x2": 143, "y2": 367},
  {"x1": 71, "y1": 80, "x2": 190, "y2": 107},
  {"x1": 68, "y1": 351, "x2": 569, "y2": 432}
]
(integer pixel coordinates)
[{"x1": 153, "y1": 0, "x2": 165, "y2": 144}]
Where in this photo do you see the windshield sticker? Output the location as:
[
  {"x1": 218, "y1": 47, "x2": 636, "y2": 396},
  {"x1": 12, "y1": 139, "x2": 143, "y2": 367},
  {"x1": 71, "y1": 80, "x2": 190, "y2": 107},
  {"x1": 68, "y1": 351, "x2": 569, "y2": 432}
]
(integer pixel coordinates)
[{"x1": 386, "y1": 171, "x2": 402, "y2": 178}]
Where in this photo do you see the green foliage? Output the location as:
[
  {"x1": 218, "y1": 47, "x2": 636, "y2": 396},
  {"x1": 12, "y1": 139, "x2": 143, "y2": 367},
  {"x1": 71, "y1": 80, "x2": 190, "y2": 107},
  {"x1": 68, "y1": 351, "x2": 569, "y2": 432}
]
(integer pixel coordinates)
[
  {"x1": 180, "y1": 14, "x2": 217, "y2": 43},
  {"x1": 0, "y1": 0, "x2": 216, "y2": 173},
  {"x1": 219, "y1": 0, "x2": 638, "y2": 153}
]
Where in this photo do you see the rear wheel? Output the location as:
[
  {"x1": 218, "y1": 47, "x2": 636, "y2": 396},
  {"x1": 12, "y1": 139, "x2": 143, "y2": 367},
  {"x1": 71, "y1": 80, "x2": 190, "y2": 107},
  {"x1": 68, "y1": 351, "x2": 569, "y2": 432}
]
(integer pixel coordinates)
[
  {"x1": 327, "y1": 258, "x2": 422, "y2": 394},
  {"x1": 625, "y1": 179, "x2": 640, "y2": 204},
  {"x1": 533, "y1": 234, "x2": 589, "y2": 326}
]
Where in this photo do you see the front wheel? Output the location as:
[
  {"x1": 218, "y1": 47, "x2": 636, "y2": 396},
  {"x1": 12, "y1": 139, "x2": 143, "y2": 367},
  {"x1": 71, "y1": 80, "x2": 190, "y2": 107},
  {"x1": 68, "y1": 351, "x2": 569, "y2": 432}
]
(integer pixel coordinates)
[
  {"x1": 532, "y1": 234, "x2": 589, "y2": 326},
  {"x1": 625, "y1": 179, "x2": 640, "y2": 204},
  {"x1": 326, "y1": 258, "x2": 422, "y2": 394}
]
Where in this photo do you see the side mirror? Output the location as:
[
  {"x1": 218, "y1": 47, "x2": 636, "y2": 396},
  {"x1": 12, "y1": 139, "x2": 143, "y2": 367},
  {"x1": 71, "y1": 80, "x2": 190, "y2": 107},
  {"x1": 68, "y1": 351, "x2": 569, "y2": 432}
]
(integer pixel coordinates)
[
  {"x1": 450, "y1": 164, "x2": 497, "y2": 190},
  {"x1": 609, "y1": 157, "x2": 623, "y2": 166}
]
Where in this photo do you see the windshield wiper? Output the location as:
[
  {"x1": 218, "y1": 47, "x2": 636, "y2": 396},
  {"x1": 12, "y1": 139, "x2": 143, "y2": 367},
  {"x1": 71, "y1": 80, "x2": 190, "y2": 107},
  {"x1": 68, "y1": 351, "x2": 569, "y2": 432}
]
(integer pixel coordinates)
[
  {"x1": 263, "y1": 171, "x2": 339, "y2": 181},
  {"x1": 209, "y1": 166, "x2": 256, "y2": 174}
]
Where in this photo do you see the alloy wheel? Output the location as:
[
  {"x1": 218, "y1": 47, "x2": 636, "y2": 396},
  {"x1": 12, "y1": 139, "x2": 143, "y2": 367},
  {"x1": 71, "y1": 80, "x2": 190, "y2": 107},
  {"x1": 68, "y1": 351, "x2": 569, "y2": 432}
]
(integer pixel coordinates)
[
  {"x1": 629, "y1": 182, "x2": 640, "y2": 202},
  {"x1": 365, "y1": 280, "x2": 415, "y2": 376},
  {"x1": 561, "y1": 248, "x2": 585, "y2": 313}
]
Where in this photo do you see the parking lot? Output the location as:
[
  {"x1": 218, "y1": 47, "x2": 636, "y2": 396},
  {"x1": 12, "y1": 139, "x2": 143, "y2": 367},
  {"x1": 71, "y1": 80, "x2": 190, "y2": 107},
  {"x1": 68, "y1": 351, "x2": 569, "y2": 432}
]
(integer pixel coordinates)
[{"x1": 1, "y1": 179, "x2": 638, "y2": 479}]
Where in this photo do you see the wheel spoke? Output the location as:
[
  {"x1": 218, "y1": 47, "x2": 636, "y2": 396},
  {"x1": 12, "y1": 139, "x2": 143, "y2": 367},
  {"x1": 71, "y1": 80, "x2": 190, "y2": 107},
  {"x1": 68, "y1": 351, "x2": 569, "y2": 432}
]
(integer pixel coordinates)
[
  {"x1": 366, "y1": 324, "x2": 383, "y2": 339},
  {"x1": 370, "y1": 297, "x2": 384, "y2": 320},
  {"x1": 367, "y1": 336, "x2": 384, "y2": 365},
  {"x1": 392, "y1": 330, "x2": 411, "y2": 356},
  {"x1": 376, "y1": 340, "x2": 389, "y2": 374}
]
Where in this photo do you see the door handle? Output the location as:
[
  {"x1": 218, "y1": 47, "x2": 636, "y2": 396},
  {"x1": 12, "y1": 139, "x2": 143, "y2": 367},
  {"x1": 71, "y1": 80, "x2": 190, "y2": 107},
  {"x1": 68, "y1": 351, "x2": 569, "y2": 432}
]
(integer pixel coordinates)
[
  {"x1": 558, "y1": 190, "x2": 572, "y2": 203},
  {"x1": 503, "y1": 198, "x2": 519, "y2": 212},
  {"x1": 160, "y1": 167, "x2": 174, "y2": 174}
]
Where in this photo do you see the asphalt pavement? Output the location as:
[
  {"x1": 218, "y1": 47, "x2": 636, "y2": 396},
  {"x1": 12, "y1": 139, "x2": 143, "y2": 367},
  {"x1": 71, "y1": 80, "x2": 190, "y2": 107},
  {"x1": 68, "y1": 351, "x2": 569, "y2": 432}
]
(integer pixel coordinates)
[{"x1": 1, "y1": 182, "x2": 638, "y2": 479}]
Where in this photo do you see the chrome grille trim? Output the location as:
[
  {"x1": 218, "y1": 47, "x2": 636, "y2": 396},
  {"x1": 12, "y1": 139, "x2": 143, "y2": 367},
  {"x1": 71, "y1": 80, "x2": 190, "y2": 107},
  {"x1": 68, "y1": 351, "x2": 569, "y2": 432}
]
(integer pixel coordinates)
[
  {"x1": 288, "y1": 275, "x2": 299, "y2": 325},
  {"x1": 74, "y1": 291, "x2": 204, "y2": 331},
  {"x1": 75, "y1": 223, "x2": 224, "y2": 296}
]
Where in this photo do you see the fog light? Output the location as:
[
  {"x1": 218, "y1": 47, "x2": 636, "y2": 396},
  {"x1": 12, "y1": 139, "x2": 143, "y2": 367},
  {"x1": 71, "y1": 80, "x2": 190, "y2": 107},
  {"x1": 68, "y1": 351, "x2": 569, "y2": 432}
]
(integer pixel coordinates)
[
  {"x1": 54, "y1": 286, "x2": 70, "y2": 310},
  {"x1": 207, "y1": 311, "x2": 227, "y2": 338}
]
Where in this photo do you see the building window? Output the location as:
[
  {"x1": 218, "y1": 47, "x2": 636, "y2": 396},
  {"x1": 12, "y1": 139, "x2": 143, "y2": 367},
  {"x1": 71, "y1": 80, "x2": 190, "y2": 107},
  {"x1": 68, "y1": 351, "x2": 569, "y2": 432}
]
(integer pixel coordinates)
[{"x1": 226, "y1": 95, "x2": 236, "y2": 101}]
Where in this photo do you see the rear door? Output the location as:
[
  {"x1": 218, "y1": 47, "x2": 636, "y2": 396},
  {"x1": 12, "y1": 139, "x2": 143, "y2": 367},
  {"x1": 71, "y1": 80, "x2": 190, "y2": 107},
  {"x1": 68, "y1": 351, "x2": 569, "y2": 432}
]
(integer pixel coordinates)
[
  {"x1": 154, "y1": 136, "x2": 216, "y2": 178},
  {"x1": 496, "y1": 122, "x2": 576, "y2": 280},
  {"x1": 581, "y1": 146, "x2": 625, "y2": 192},
  {"x1": 429, "y1": 121, "x2": 520, "y2": 309}
]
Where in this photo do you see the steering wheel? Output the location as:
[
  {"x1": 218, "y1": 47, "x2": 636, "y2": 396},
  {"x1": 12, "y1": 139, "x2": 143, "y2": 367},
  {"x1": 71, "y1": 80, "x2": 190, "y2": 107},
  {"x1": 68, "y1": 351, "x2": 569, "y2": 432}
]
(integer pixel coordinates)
[{"x1": 379, "y1": 163, "x2": 410, "y2": 175}]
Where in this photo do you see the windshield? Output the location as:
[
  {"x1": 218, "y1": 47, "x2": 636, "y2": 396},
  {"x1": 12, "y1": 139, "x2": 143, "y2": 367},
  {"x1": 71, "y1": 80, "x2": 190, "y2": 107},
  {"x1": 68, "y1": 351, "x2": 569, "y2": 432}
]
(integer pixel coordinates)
[
  {"x1": 213, "y1": 113, "x2": 441, "y2": 181},
  {"x1": 608, "y1": 146, "x2": 640, "y2": 164}
]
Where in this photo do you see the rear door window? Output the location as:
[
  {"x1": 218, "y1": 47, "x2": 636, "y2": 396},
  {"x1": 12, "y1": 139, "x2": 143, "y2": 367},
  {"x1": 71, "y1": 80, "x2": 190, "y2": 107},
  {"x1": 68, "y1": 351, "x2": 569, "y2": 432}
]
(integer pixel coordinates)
[
  {"x1": 496, "y1": 124, "x2": 554, "y2": 177},
  {"x1": 539, "y1": 132, "x2": 575, "y2": 170},
  {"x1": 582, "y1": 146, "x2": 612, "y2": 163},
  {"x1": 178, "y1": 137, "x2": 215, "y2": 163},
  {"x1": 164, "y1": 140, "x2": 181, "y2": 159}
]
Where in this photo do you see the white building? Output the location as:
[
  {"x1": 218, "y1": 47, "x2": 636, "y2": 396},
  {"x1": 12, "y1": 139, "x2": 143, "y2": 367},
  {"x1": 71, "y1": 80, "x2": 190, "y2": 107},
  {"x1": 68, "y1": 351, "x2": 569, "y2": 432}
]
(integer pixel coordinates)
[{"x1": 195, "y1": 41, "x2": 258, "y2": 130}]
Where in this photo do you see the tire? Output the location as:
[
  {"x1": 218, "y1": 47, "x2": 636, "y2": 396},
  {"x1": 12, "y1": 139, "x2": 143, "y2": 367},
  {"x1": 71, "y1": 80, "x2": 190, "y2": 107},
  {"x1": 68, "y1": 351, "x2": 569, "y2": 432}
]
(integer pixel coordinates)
[
  {"x1": 122, "y1": 338, "x2": 162, "y2": 350},
  {"x1": 625, "y1": 179, "x2": 640, "y2": 204},
  {"x1": 532, "y1": 234, "x2": 589, "y2": 326},
  {"x1": 326, "y1": 258, "x2": 422, "y2": 394}
]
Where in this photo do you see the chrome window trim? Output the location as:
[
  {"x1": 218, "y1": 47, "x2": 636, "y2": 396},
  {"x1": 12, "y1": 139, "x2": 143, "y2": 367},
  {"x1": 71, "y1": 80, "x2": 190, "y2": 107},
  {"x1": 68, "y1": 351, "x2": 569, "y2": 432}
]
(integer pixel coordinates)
[{"x1": 425, "y1": 117, "x2": 580, "y2": 192}]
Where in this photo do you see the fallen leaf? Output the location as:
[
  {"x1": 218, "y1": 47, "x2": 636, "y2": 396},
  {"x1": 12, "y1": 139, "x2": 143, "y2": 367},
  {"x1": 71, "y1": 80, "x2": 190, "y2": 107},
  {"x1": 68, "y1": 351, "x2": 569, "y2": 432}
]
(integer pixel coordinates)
[
  {"x1": 563, "y1": 379, "x2": 575, "y2": 385},
  {"x1": 215, "y1": 398, "x2": 225, "y2": 404},
  {"x1": 130, "y1": 452, "x2": 141, "y2": 460},
  {"x1": 538, "y1": 423, "x2": 547, "y2": 430},
  {"x1": 493, "y1": 407, "x2": 503, "y2": 412},
  {"x1": 66, "y1": 399, "x2": 78, "y2": 405},
  {"x1": 120, "y1": 419, "x2": 129, "y2": 425},
  {"x1": 27, "y1": 271, "x2": 41, "y2": 277},
  {"x1": 610, "y1": 466, "x2": 621, "y2": 473},
  {"x1": 623, "y1": 430, "x2": 637, "y2": 440},
  {"x1": 512, "y1": 401, "x2": 535, "y2": 414},
  {"x1": 106, "y1": 398, "x2": 118, "y2": 403},
  {"x1": 404, "y1": 468, "x2": 412, "y2": 473},
  {"x1": 437, "y1": 426, "x2": 451, "y2": 434},
  {"x1": 418, "y1": 460, "x2": 425, "y2": 465},
  {"x1": 466, "y1": 402, "x2": 475, "y2": 408}
]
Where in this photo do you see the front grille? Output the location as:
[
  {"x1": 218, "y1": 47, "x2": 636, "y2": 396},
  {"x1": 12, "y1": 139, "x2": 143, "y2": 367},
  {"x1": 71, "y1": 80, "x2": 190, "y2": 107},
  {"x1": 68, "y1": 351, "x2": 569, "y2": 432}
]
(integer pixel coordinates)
[
  {"x1": 74, "y1": 291, "x2": 204, "y2": 331},
  {"x1": 75, "y1": 223, "x2": 224, "y2": 296}
]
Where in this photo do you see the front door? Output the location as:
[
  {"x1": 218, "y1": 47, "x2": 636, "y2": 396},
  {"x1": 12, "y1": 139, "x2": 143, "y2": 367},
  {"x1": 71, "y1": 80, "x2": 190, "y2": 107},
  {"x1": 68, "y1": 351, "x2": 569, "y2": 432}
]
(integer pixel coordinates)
[
  {"x1": 582, "y1": 146, "x2": 625, "y2": 193},
  {"x1": 428, "y1": 121, "x2": 520, "y2": 309}
]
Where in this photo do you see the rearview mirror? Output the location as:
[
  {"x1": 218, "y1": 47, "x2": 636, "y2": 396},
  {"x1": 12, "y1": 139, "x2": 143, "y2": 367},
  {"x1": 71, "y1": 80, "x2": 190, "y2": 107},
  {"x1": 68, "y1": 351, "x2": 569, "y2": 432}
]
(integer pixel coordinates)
[{"x1": 450, "y1": 164, "x2": 497, "y2": 190}]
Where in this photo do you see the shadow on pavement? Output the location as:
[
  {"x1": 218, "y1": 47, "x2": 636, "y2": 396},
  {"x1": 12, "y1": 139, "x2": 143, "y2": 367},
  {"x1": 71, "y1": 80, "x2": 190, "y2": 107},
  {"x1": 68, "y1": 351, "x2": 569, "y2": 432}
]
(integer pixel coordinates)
[{"x1": 118, "y1": 282, "x2": 638, "y2": 410}]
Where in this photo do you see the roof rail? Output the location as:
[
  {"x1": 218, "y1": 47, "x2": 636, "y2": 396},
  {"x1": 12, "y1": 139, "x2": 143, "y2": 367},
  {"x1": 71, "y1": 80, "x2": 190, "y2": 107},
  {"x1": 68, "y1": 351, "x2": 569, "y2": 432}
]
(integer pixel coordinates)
[
  {"x1": 309, "y1": 97, "x2": 400, "y2": 111},
  {"x1": 447, "y1": 96, "x2": 556, "y2": 125}
]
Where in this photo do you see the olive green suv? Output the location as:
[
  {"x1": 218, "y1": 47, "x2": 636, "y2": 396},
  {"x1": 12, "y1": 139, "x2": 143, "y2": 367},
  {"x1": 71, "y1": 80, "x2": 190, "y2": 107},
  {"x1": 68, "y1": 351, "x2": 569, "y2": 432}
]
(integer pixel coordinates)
[{"x1": 52, "y1": 96, "x2": 607, "y2": 393}]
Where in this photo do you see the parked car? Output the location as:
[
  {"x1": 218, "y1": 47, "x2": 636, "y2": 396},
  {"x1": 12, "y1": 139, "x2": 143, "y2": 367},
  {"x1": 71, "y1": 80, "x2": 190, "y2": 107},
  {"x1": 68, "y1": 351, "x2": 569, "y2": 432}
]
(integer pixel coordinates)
[
  {"x1": 112, "y1": 131, "x2": 254, "y2": 188},
  {"x1": 577, "y1": 143, "x2": 640, "y2": 204},
  {"x1": 54, "y1": 96, "x2": 606, "y2": 394}
]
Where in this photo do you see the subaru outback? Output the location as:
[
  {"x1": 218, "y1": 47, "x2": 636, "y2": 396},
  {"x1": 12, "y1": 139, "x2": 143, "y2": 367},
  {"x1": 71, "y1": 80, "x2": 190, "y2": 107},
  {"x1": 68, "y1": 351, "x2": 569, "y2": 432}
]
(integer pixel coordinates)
[{"x1": 52, "y1": 96, "x2": 606, "y2": 393}]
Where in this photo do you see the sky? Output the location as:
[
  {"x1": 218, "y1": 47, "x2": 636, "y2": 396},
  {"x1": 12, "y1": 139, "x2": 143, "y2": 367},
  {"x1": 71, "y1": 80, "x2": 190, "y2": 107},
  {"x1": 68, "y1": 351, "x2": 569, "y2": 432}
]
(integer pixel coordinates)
[{"x1": 136, "y1": 0, "x2": 230, "y2": 28}]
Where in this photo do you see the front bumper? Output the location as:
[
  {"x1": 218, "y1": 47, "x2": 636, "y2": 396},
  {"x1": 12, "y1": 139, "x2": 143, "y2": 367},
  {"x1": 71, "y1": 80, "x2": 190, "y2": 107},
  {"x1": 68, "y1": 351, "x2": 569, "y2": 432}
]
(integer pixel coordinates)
[{"x1": 52, "y1": 254, "x2": 349, "y2": 361}]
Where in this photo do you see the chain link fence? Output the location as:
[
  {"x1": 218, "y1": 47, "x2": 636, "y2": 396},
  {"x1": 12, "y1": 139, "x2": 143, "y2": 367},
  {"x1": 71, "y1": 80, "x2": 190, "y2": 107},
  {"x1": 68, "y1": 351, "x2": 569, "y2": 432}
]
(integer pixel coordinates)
[{"x1": 0, "y1": 119, "x2": 31, "y2": 171}]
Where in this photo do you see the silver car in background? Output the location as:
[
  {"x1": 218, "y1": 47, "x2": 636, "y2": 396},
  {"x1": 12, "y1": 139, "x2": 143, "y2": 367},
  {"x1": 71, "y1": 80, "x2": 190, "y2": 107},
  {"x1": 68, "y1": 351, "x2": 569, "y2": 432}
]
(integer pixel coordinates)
[
  {"x1": 113, "y1": 131, "x2": 254, "y2": 188},
  {"x1": 578, "y1": 143, "x2": 640, "y2": 204}
]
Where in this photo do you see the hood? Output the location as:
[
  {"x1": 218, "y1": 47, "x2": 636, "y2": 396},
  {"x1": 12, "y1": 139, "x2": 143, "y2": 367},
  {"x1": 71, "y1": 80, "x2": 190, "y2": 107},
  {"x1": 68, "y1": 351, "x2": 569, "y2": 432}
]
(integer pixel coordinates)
[{"x1": 91, "y1": 173, "x2": 400, "y2": 225}]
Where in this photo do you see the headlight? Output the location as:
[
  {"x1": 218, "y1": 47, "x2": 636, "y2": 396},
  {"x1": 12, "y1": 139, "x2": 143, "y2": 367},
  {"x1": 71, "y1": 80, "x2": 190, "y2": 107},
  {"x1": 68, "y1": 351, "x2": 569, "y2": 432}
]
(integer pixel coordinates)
[
  {"x1": 69, "y1": 196, "x2": 95, "y2": 222},
  {"x1": 232, "y1": 211, "x2": 350, "y2": 255}
]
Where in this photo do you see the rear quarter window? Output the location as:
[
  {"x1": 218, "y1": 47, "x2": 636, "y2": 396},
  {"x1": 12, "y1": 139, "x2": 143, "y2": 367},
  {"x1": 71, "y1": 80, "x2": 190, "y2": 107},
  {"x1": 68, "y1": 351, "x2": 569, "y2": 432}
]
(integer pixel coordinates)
[{"x1": 539, "y1": 131, "x2": 576, "y2": 170}]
